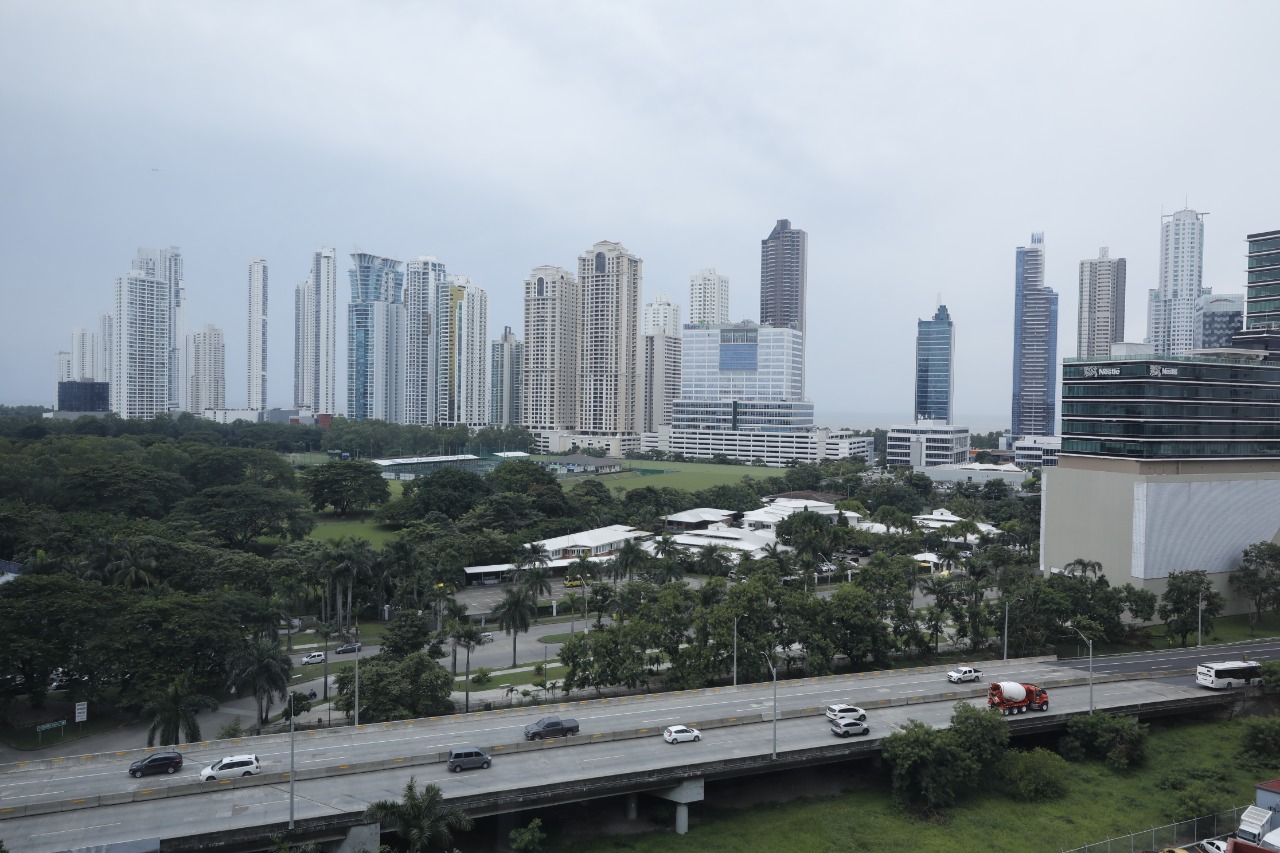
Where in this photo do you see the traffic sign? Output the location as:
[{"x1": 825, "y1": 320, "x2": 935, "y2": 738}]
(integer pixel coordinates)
[
  {"x1": 75, "y1": 701, "x2": 88, "y2": 723},
  {"x1": 36, "y1": 720, "x2": 66, "y2": 732}
]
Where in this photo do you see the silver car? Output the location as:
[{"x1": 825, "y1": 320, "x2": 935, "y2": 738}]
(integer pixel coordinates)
[
  {"x1": 447, "y1": 746, "x2": 491, "y2": 772},
  {"x1": 831, "y1": 718, "x2": 870, "y2": 738}
]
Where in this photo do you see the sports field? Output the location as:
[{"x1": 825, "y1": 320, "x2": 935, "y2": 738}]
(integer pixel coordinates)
[{"x1": 550, "y1": 459, "x2": 780, "y2": 493}]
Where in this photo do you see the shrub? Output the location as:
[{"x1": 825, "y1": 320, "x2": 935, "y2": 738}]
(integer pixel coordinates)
[
  {"x1": 471, "y1": 667, "x2": 493, "y2": 687},
  {"x1": 1242, "y1": 716, "x2": 1280, "y2": 757},
  {"x1": 882, "y1": 720, "x2": 980, "y2": 811},
  {"x1": 998, "y1": 748, "x2": 1068, "y2": 802},
  {"x1": 1169, "y1": 782, "x2": 1228, "y2": 823},
  {"x1": 1059, "y1": 714, "x2": 1149, "y2": 769},
  {"x1": 216, "y1": 717, "x2": 244, "y2": 739}
]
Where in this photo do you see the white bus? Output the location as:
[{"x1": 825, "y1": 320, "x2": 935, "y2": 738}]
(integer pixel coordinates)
[{"x1": 1196, "y1": 660, "x2": 1262, "y2": 689}]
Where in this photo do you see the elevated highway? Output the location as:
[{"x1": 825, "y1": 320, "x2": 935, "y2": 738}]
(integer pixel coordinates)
[{"x1": 0, "y1": 657, "x2": 1243, "y2": 852}]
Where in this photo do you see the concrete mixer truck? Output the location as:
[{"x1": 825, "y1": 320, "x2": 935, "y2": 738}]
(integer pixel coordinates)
[{"x1": 987, "y1": 681, "x2": 1049, "y2": 715}]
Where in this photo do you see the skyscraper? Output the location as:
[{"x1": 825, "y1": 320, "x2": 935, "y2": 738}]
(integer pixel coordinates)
[
  {"x1": 760, "y1": 219, "x2": 807, "y2": 334},
  {"x1": 522, "y1": 265, "x2": 579, "y2": 432},
  {"x1": 1147, "y1": 208, "x2": 1207, "y2": 355},
  {"x1": 131, "y1": 247, "x2": 186, "y2": 412},
  {"x1": 1077, "y1": 248, "x2": 1127, "y2": 359},
  {"x1": 70, "y1": 326, "x2": 98, "y2": 381},
  {"x1": 490, "y1": 326, "x2": 523, "y2": 427},
  {"x1": 347, "y1": 252, "x2": 405, "y2": 422},
  {"x1": 1200, "y1": 293, "x2": 1244, "y2": 348},
  {"x1": 672, "y1": 322, "x2": 809, "y2": 431},
  {"x1": 294, "y1": 246, "x2": 338, "y2": 414},
  {"x1": 577, "y1": 242, "x2": 642, "y2": 436},
  {"x1": 247, "y1": 259, "x2": 268, "y2": 410},
  {"x1": 1011, "y1": 233, "x2": 1059, "y2": 437},
  {"x1": 915, "y1": 304, "x2": 954, "y2": 423},
  {"x1": 435, "y1": 276, "x2": 489, "y2": 427},
  {"x1": 112, "y1": 250, "x2": 172, "y2": 419},
  {"x1": 187, "y1": 324, "x2": 225, "y2": 412},
  {"x1": 98, "y1": 311, "x2": 113, "y2": 388},
  {"x1": 404, "y1": 256, "x2": 448, "y2": 426},
  {"x1": 643, "y1": 293, "x2": 681, "y2": 336},
  {"x1": 688, "y1": 267, "x2": 729, "y2": 327},
  {"x1": 1245, "y1": 230, "x2": 1280, "y2": 330}
]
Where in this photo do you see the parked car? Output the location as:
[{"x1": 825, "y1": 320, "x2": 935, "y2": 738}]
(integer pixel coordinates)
[
  {"x1": 447, "y1": 746, "x2": 491, "y2": 772},
  {"x1": 663, "y1": 725, "x2": 701, "y2": 743},
  {"x1": 1200, "y1": 841, "x2": 1228, "y2": 853},
  {"x1": 301, "y1": 652, "x2": 325, "y2": 665},
  {"x1": 562, "y1": 577, "x2": 585, "y2": 588},
  {"x1": 480, "y1": 632, "x2": 494, "y2": 644},
  {"x1": 199, "y1": 754, "x2": 261, "y2": 781},
  {"x1": 335, "y1": 642, "x2": 361, "y2": 654},
  {"x1": 128, "y1": 751, "x2": 183, "y2": 778},
  {"x1": 831, "y1": 718, "x2": 871, "y2": 737},
  {"x1": 825, "y1": 703, "x2": 867, "y2": 721},
  {"x1": 524, "y1": 716, "x2": 580, "y2": 739}
]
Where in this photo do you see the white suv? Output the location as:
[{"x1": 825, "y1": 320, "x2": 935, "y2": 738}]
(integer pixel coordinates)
[
  {"x1": 200, "y1": 754, "x2": 261, "y2": 781},
  {"x1": 301, "y1": 652, "x2": 325, "y2": 665}
]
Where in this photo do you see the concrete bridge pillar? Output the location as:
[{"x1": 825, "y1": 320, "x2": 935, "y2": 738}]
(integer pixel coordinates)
[
  {"x1": 674, "y1": 803, "x2": 689, "y2": 835},
  {"x1": 652, "y1": 777, "x2": 703, "y2": 836},
  {"x1": 626, "y1": 793, "x2": 638, "y2": 820},
  {"x1": 334, "y1": 823, "x2": 380, "y2": 853}
]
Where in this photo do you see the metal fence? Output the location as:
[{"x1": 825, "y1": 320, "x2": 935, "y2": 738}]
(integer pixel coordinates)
[{"x1": 1060, "y1": 804, "x2": 1247, "y2": 853}]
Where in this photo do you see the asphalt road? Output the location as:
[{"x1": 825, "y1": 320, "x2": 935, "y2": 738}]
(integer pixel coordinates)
[{"x1": 0, "y1": 677, "x2": 1212, "y2": 853}]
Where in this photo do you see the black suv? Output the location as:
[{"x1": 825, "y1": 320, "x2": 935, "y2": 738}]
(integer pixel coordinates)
[{"x1": 129, "y1": 751, "x2": 183, "y2": 778}]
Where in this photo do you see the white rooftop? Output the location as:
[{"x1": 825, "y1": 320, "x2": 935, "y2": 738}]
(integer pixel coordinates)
[
  {"x1": 537, "y1": 524, "x2": 649, "y2": 553},
  {"x1": 665, "y1": 507, "x2": 736, "y2": 524},
  {"x1": 371, "y1": 454, "x2": 480, "y2": 467},
  {"x1": 493, "y1": 451, "x2": 531, "y2": 458}
]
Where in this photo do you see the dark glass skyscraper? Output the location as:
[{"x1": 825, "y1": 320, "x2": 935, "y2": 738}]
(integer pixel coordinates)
[
  {"x1": 347, "y1": 252, "x2": 405, "y2": 422},
  {"x1": 1011, "y1": 233, "x2": 1059, "y2": 437},
  {"x1": 760, "y1": 219, "x2": 807, "y2": 334},
  {"x1": 1246, "y1": 229, "x2": 1280, "y2": 330},
  {"x1": 915, "y1": 304, "x2": 954, "y2": 423}
]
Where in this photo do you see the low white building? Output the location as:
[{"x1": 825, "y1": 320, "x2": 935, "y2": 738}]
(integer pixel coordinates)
[
  {"x1": 657, "y1": 525, "x2": 780, "y2": 561},
  {"x1": 921, "y1": 462, "x2": 1027, "y2": 487},
  {"x1": 741, "y1": 497, "x2": 848, "y2": 531},
  {"x1": 642, "y1": 427, "x2": 872, "y2": 467},
  {"x1": 912, "y1": 508, "x2": 998, "y2": 537},
  {"x1": 886, "y1": 420, "x2": 970, "y2": 469},
  {"x1": 202, "y1": 408, "x2": 263, "y2": 424},
  {"x1": 1013, "y1": 435, "x2": 1061, "y2": 468}
]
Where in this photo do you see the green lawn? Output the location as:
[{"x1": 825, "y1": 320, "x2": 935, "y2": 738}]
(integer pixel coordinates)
[
  {"x1": 308, "y1": 516, "x2": 398, "y2": 547},
  {"x1": 551, "y1": 715, "x2": 1265, "y2": 853},
  {"x1": 456, "y1": 664, "x2": 568, "y2": 691},
  {"x1": 550, "y1": 458, "x2": 780, "y2": 494}
]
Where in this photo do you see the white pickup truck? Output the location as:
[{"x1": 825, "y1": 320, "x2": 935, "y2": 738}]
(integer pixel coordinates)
[{"x1": 946, "y1": 666, "x2": 982, "y2": 683}]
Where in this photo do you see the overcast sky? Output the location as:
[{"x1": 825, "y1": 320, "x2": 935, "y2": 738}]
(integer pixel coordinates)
[{"x1": 3, "y1": 1, "x2": 1277, "y2": 431}]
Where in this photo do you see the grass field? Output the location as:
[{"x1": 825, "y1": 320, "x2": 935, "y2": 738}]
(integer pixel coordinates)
[
  {"x1": 554, "y1": 459, "x2": 781, "y2": 494},
  {"x1": 308, "y1": 516, "x2": 398, "y2": 547},
  {"x1": 550, "y1": 715, "x2": 1268, "y2": 853}
]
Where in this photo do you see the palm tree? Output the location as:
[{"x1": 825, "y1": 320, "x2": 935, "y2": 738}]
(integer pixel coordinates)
[
  {"x1": 520, "y1": 564, "x2": 553, "y2": 623},
  {"x1": 334, "y1": 537, "x2": 375, "y2": 633},
  {"x1": 562, "y1": 591, "x2": 583, "y2": 635},
  {"x1": 109, "y1": 541, "x2": 159, "y2": 589},
  {"x1": 458, "y1": 623, "x2": 484, "y2": 712},
  {"x1": 518, "y1": 541, "x2": 551, "y2": 573},
  {"x1": 445, "y1": 600, "x2": 470, "y2": 675},
  {"x1": 364, "y1": 777, "x2": 474, "y2": 853},
  {"x1": 694, "y1": 544, "x2": 729, "y2": 577},
  {"x1": 227, "y1": 637, "x2": 293, "y2": 728},
  {"x1": 566, "y1": 554, "x2": 597, "y2": 587},
  {"x1": 1064, "y1": 557, "x2": 1103, "y2": 579},
  {"x1": 614, "y1": 539, "x2": 649, "y2": 583},
  {"x1": 143, "y1": 672, "x2": 219, "y2": 746},
  {"x1": 492, "y1": 586, "x2": 536, "y2": 667}
]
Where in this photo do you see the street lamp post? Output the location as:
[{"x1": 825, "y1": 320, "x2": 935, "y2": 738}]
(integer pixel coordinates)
[
  {"x1": 1197, "y1": 589, "x2": 1204, "y2": 649},
  {"x1": 733, "y1": 615, "x2": 744, "y2": 688},
  {"x1": 354, "y1": 643, "x2": 360, "y2": 727},
  {"x1": 761, "y1": 651, "x2": 778, "y2": 760},
  {"x1": 1003, "y1": 597, "x2": 1025, "y2": 662},
  {"x1": 288, "y1": 692, "x2": 295, "y2": 829},
  {"x1": 1065, "y1": 623, "x2": 1094, "y2": 715}
]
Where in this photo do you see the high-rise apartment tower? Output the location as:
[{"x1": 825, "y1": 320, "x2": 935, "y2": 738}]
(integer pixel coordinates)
[
  {"x1": 490, "y1": 326, "x2": 523, "y2": 427},
  {"x1": 522, "y1": 265, "x2": 579, "y2": 432},
  {"x1": 576, "y1": 242, "x2": 642, "y2": 436},
  {"x1": 188, "y1": 324, "x2": 226, "y2": 412},
  {"x1": 915, "y1": 304, "x2": 954, "y2": 423},
  {"x1": 760, "y1": 220, "x2": 807, "y2": 334},
  {"x1": 111, "y1": 249, "x2": 173, "y2": 419},
  {"x1": 403, "y1": 256, "x2": 448, "y2": 426},
  {"x1": 294, "y1": 246, "x2": 339, "y2": 414},
  {"x1": 347, "y1": 252, "x2": 405, "y2": 423},
  {"x1": 1147, "y1": 209, "x2": 1207, "y2": 355},
  {"x1": 688, "y1": 268, "x2": 729, "y2": 326},
  {"x1": 435, "y1": 276, "x2": 489, "y2": 427},
  {"x1": 1011, "y1": 233, "x2": 1059, "y2": 437},
  {"x1": 1078, "y1": 248, "x2": 1127, "y2": 358},
  {"x1": 247, "y1": 259, "x2": 268, "y2": 410}
]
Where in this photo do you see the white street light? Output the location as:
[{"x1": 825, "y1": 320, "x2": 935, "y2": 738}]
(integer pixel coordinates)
[
  {"x1": 1197, "y1": 588, "x2": 1204, "y2": 649},
  {"x1": 1065, "y1": 622, "x2": 1094, "y2": 715},
  {"x1": 1003, "y1": 597, "x2": 1025, "y2": 661},
  {"x1": 733, "y1": 614, "x2": 745, "y2": 687},
  {"x1": 288, "y1": 691, "x2": 296, "y2": 829},
  {"x1": 761, "y1": 651, "x2": 778, "y2": 759}
]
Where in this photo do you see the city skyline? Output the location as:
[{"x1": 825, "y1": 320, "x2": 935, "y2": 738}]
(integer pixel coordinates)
[{"x1": 4, "y1": 3, "x2": 1278, "y2": 427}]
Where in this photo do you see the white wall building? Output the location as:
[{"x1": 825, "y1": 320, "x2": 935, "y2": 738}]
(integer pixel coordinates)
[
  {"x1": 247, "y1": 258, "x2": 268, "y2": 410},
  {"x1": 490, "y1": 325, "x2": 522, "y2": 427},
  {"x1": 644, "y1": 427, "x2": 871, "y2": 467},
  {"x1": 576, "y1": 241, "x2": 642, "y2": 438},
  {"x1": 112, "y1": 252, "x2": 172, "y2": 420},
  {"x1": 688, "y1": 267, "x2": 730, "y2": 327},
  {"x1": 641, "y1": 329, "x2": 681, "y2": 432},
  {"x1": 435, "y1": 276, "x2": 489, "y2": 427},
  {"x1": 294, "y1": 245, "x2": 338, "y2": 414},
  {"x1": 55, "y1": 352, "x2": 71, "y2": 395},
  {"x1": 1013, "y1": 435, "x2": 1061, "y2": 468},
  {"x1": 188, "y1": 324, "x2": 226, "y2": 413},
  {"x1": 70, "y1": 327, "x2": 98, "y2": 381},
  {"x1": 404, "y1": 255, "x2": 448, "y2": 426},
  {"x1": 1077, "y1": 247, "x2": 1127, "y2": 359},
  {"x1": 522, "y1": 265, "x2": 579, "y2": 443},
  {"x1": 642, "y1": 293, "x2": 681, "y2": 337},
  {"x1": 886, "y1": 420, "x2": 970, "y2": 468},
  {"x1": 1146, "y1": 208, "x2": 1207, "y2": 356},
  {"x1": 347, "y1": 252, "x2": 405, "y2": 424}
]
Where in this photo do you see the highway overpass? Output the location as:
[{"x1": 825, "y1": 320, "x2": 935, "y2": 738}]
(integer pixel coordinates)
[{"x1": 0, "y1": 656, "x2": 1242, "y2": 852}]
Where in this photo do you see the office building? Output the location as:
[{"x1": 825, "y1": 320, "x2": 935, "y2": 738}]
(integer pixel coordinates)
[
  {"x1": 576, "y1": 241, "x2": 642, "y2": 438},
  {"x1": 98, "y1": 312, "x2": 113, "y2": 388},
  {"x1": 294, "y1": 246, "x2": 339, "y2": 414},
  {"x1": 1013, "y1": 435, "x2": 1060, "y2": 468},
  {"x1": 644, "y1": 427, "x2": 871, "y2": 467},
  {"x1": 641, "y1": 329, "x2": 681, "y2": 433},
  {"x1": 643, "y1": 293, "x2": 681, "y2": 337},
  {"x1": 1200, "y1": 293, "x2": 1244, "y2": 348},
  {"x1": 1077, "y1": 248, "x2": 1127, "y2": 358},
  {"x1": 1044, "y1": 348, "x2": 1280, "y2": 606},
  {"x1": 404, "y1": 256, "x2": 448, "y2": 426},
  {"x1": 1011, "y1": 233, "x2": 1059, "y2": 437},
  {"x1": 915, "y1": 304, "x2": 955, "y2": 423},
  {"x1": 760, "y1": 219, "x2": 807, "y2": 335},
  {"x1": 490, "y1": 326, "x2": 522, "y2": 427},
  {"x1": 1246, "y1": 229, "x2": 1280, "y2": 330},
  {"x1": 435, "y1": 276, "x2": 488, "y2": 427},
  {"x1": 129, "y1": 247, "x2": 186, "y2": 412},
  {"x1": 522, "y1": 265, "x2": 579, "y2": 436},
  {"x1": 886, "y1": 420, "x2": 970, "y2": 468},
  {"x1": 187, "y1": 324, "x2": 226, "y2": 413},
  {"x1": 1146, "y1": 208, "x2": 1207, "y2": 355},
  {"x1": 111, "y1": 250, "x2": 172, "y2": 419},
  {"x1": 347, "y1": 252, "x2": 405, "y2": 423},
  {"x1": 57, "y1": 381, "x2": 110, "y2": 413},
  {"x1": 689, "y1": 267, "x2": 730, "y2": 326},
  {"x1": 55, "y1": 351, "x2": 71, "y2": 388},
  {"x1": 247, "y1": 258, "x2": 268, "y2": 410}
]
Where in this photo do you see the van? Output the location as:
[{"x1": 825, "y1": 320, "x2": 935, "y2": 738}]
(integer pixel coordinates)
[{"x1": 447, "y1": 746, "x2": 491, "y2": 773}]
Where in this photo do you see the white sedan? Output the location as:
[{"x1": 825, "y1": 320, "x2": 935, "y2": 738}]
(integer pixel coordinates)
[
  {"x1": 825, "y1": 703, "x2": 867, "y2": 721},
  {"x1": 663, "y1": 725, "x2": 701, "y2": 743}
]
